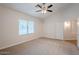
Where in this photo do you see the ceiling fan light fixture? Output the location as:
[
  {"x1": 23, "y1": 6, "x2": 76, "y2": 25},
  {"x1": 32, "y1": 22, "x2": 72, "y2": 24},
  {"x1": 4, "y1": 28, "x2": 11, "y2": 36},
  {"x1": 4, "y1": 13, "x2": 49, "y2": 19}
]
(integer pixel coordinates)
[
  {"x1": 35, "y1": 3, "x2": 53, "y2": 14},
  {"x1": 41, "y1": 5, "x2": 47, "y2": 14},
  {"x1": 42, "y1": 10, "x2": 47, "y2": 14}
]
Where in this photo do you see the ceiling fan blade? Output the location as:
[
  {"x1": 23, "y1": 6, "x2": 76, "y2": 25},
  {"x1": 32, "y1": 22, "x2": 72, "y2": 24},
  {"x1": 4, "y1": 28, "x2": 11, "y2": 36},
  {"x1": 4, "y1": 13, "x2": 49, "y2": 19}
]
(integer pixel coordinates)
[
  {"x1": 36, "y1": 4, "x2": 42, "y2": 8},
  {"x1": 42, "y1": 3, "x2": 45, "y2": 5},
  {"x1": 47, "y1": 10, "x2": 53, "y2": 12},
  {"x1": 48, "y1": 5, "x2": 53, "y2": 8},
  {"x1": 36, "y1": 10, "x2": 41, "y2": 12}
]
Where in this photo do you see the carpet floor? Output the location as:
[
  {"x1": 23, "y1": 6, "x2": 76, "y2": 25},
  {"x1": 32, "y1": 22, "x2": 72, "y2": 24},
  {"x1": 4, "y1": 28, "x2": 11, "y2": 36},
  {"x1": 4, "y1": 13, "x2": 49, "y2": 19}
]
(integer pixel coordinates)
[{"x1": 0, "y1": 38, "x2": 79, "y2": 55}]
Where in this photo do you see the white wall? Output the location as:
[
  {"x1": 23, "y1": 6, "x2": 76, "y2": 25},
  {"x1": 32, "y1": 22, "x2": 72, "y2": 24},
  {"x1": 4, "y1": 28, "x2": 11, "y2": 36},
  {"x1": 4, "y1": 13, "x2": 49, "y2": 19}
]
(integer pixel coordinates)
[
  {"x1": 43, "y1": 13, "x2": 64, "y2": 40},
  {"x1": 77, "y1": 18, "x2": 79, "y2": 48},
  {"x1": 0, "y1": 7, "x2": 4, "y2": 45},
  {"x1": 60, "y1": 4, "x2": 79, "y2": 47},
  {"x1": 64, "y1": 20, "x2": 77, "y2": 40},
  {"x1": 62, "y1": 4, "x2": 79, "y2": 20},
  {"x1": 0, "y1": 9, "x2": 1, "y2": 40},
  {"x1": 43, "y1": 4, "x2": 79, "y2": 48},
  {"x1": 43, "y1": 4, "x2": 78, "y2": 40},
  {"x1": 0, "y1": 6, "x2": 43, "y2": 50}
]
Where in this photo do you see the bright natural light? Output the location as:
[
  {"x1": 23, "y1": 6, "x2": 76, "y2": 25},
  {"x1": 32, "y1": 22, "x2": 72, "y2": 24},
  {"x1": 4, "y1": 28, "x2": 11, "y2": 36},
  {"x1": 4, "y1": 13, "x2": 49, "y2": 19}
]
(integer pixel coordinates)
[
  {"x1": 28, "y1": 21, "x2": 34, "y2": 33},
  {"x1": 19, "y1": 19, "x2": 34, "y2": 35},
  {"x1": 19, "y1": 19, "x2": 28, "y2": 35}
]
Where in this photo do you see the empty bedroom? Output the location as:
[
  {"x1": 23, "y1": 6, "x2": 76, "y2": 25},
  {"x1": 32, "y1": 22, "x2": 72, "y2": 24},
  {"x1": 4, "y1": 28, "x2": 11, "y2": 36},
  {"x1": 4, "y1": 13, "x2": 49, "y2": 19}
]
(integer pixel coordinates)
[{"x1": 0, "y1": 3, "x2": 79, "y2": 55}]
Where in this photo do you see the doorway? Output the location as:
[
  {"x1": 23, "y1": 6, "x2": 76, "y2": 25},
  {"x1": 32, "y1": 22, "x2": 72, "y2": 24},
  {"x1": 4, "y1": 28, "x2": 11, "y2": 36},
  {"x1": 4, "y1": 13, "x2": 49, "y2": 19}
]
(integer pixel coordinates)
[{"x1": 64, "y1": 19, "x2": 77, "y2": 46}]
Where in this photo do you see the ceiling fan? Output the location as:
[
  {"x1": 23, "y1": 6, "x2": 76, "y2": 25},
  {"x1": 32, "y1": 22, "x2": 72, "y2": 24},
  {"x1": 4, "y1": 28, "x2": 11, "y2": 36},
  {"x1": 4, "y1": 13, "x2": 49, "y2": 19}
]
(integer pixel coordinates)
[{"x1": 35, "y1": 3, "x2": 53, "y2": 14}]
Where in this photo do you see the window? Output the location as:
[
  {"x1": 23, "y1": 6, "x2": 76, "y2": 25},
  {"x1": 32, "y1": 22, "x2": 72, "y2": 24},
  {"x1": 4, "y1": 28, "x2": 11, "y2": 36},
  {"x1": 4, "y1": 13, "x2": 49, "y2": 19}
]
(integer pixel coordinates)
[
  {"x1": 28, "y1": 21, "x2": 34, "y2": 33},
  {"x1": 19, "y1": 19, "x2": 27, "y2": 35},
  {"x1": 19, "y1": 19, "x2": 34, "y2": 35}
]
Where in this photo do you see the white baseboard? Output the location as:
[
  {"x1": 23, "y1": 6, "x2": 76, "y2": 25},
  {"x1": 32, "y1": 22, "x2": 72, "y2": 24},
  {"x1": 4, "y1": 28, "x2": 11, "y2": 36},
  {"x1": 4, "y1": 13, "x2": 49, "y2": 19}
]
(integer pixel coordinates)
[
  {"x1": 0, "y1": 37, "x2": 40, "y2": 50},
  {"x1": 0, "y1": 36, "x2": 66, "y2": 50}
]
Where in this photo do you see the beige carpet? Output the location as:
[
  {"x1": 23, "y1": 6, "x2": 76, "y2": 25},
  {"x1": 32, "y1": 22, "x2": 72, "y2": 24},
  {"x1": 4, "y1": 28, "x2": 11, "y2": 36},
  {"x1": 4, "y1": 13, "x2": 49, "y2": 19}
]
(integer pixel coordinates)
[{"x1": 0, "y1": 38, "x2": 79, "y2": 55}]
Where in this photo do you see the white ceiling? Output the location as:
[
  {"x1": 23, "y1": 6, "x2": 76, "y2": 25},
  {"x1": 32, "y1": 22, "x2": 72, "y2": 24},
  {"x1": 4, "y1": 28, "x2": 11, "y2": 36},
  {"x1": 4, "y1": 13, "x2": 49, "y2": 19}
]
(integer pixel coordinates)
[{"x1": 0, "y1": 3, "x2": 72, "y2": 19}]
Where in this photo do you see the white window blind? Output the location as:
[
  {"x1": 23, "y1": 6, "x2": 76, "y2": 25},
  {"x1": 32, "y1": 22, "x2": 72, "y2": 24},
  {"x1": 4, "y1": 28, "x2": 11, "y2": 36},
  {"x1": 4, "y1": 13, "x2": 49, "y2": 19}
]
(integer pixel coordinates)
[
  {"x1": 19, "y1": 19, "x2": 27, "y2": 35},
  {"x1": 19, "y1": 19, "x2": 34, "y2": 35},
  {"x1": 28, "y1": 21, "x2": 34, "y2": 33}
]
